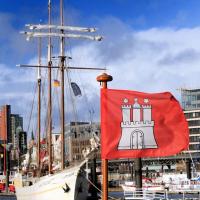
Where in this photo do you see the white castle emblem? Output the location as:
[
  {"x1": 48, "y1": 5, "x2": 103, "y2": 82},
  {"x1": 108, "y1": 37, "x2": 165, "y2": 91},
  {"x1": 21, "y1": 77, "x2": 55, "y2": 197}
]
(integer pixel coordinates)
[{"x1": 118, "y1": 98, "x2": 158, "y2": 150}]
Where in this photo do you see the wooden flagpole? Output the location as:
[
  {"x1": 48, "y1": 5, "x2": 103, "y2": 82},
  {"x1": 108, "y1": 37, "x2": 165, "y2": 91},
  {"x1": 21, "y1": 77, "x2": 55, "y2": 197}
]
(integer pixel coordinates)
[{"x1": 97, "y1": 73, "x2": 113, "y2": 200}]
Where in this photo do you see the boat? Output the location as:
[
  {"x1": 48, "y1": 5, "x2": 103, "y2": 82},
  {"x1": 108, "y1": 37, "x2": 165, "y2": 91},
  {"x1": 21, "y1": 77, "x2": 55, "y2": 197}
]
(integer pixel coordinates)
[
  {"x1": 121, "y1": 178, "x2": 165, "y2": 192},
  {"x1": 13, "y1": 0, "x2": 103, "y2": 199},
  {"x1": 121, "y1": 173, "x2": 200, "y2": 193},
  {"x1": 158, "y1": 173, "x2": 200, "y2": 191},
  {"x1": 14, "y1": 161, "x2": 89, "y2": 200}
]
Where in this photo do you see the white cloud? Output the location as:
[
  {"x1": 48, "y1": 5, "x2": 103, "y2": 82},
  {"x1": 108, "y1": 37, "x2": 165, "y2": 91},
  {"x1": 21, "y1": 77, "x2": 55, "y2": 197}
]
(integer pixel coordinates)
[
  {"x1": 69, "y1": 24, "x2": 200, "y2": 100},
  {"x1": 2, "y1": 15, "x2": 200, "y2": 134}
]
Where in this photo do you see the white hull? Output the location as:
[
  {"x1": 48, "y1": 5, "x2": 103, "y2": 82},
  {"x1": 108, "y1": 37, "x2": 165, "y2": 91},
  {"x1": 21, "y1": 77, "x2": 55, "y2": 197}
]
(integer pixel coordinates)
[
  {"x1": 15, "y1": 162, "x2": 88, "y2": 200},
  {"x1": 121, "y1": 181, "x2": 164, "y2": 192},
  {"x1": 158, "y1": 173, "x2": 200, "y2": 191},
  {"x1": 121, "y1": 184, "x2": 164, "y2": 192}
]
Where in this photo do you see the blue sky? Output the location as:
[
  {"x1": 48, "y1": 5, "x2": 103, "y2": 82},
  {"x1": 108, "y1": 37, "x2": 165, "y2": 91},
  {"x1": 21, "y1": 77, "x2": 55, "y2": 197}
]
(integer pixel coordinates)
[
  {"x1": 2, "y1": 0, "x2": 200, "y2": 29},
  {"x1": 1, "y1": 0, "x2": 200, "y2": 135},
  {"x1": 0, "y1": 0, "x2": 200, "y2": 77}
]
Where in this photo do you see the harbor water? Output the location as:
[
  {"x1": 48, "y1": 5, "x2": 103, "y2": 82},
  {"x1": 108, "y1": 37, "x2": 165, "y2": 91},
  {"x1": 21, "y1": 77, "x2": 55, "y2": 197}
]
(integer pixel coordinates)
[{"x1": 0, "y1": 195, "x2": 16, "y2": 200}]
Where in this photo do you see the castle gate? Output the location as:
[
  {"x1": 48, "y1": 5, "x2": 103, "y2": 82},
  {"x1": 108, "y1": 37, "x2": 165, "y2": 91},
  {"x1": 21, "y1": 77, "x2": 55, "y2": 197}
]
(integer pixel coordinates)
[{"x1": 130, "y1": 130, "x2": 144, "y2": 149}]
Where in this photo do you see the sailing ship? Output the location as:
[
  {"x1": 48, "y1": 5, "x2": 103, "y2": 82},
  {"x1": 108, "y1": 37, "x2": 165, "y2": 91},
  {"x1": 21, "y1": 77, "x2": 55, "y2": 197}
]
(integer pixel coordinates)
[{"x1": 14, "y1": 0, "x2": 103, "y2": 199}]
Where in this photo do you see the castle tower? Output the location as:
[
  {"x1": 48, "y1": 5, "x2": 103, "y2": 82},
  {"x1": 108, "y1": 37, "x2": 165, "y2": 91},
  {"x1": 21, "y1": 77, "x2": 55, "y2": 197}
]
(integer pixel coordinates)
[
  {"x1": 143, "y1": 99, "x2": 152, "y2": 121},
  {"x1": 133, "y1": 98, "x2": 141, "y2": 121},
  {"x1": 122, "y1": 98, "x2": 131, "y2": 123}
]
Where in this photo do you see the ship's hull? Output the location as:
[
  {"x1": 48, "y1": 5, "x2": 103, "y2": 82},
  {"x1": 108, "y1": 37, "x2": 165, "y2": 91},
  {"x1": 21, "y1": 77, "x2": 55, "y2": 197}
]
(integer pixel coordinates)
[
  {"x1": 121, "y1": 180, "x2": 164, "y2": 192},
  {"x1": 121, "y1": 184, "x2": 164, "y2": 192},
  {"x1": 15, "y1": 163, "x2": 88, "y2": 200}
]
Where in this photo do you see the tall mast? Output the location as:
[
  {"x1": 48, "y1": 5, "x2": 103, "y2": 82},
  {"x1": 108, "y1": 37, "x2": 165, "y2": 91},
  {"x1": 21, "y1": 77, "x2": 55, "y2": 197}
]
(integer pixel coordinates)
[
  {"x1": 48, "y1": 0, "x2": 53, "y2": 174},
  {"x1": 37, "y1": 32, "x2": 41, "y2": 176},
  {"x1": 60, "y1": 0, "x2": 65, "y2": 170}
]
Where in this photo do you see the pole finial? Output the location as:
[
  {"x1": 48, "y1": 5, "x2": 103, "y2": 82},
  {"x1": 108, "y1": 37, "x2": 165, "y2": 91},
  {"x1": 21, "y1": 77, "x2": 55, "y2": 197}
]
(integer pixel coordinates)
[
  {"x1": 97, "y1": 73, "x2": 113, "y2": 89},
  {"x1": 96, "y1": 73, "x2": 113, "y2": 83}
]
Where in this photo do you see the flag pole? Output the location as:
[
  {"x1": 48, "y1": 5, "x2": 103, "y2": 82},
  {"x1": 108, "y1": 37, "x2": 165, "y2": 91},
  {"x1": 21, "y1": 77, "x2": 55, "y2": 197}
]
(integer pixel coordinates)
[{"x1": 97, "y1": 73, "x2": 113, "y2": 200}]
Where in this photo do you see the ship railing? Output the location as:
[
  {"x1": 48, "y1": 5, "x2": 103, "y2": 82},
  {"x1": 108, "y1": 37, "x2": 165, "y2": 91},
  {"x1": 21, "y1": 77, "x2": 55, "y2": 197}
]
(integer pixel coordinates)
[
  {"x1": 124, "y1": 189, "x2": 166, "y2": 200},
  {"x1": 166, "y1": 189, "x2": 200, "y2": 200},
  {"x1": 124, "y1": 189, "x2": 200, "y2": 200}
]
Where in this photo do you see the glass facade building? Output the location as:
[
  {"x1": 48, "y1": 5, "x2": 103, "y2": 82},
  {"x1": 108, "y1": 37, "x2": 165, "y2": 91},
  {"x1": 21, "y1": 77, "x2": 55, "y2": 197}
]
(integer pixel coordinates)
[
  {"x1": 183, "y1": 110, "x2": 200, "y2": 158},
  {"x1": 181, "y1": 89, "x2": 200, "y2": 164},
  {"x1": 181, "y1": 89, "x2": 200, "y2": 110}
]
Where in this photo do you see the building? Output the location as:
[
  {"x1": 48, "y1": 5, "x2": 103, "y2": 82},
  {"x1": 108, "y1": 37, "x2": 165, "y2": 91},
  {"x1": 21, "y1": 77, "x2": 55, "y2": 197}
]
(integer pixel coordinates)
[
  {"x1": 0, "y1": 105, "x2": 12, "y2": 171},
  {"x1": 10, "y1": 113, "x2": 27, "y2": 168},
  {"x1": 183, "y1": 110, "x2": 200, "y2": 160},
  {"x1": 52, "y1": 133, "x2": 61, "y2": 162},
  {"x1": 19, "y1": 131, "x2": 27, "y2": 155},
  {"x1": 181, "y1": 89, "x2": 200, "y2": 110},
  {"x1": 181, "y1": 89, "x2": 200, "y2": 164},
  {"x1": 0, "y1": 105, "x2": 27, "y2": 171},
  {"x1": 0, "y1": 105, "x2": 11, "y2": 143},
  {"x1": 65, "y1": 122, "x2": 100, "y2": 162},
  {"x1": 10, "y1": 114, "x2": 23, "y2": 149}
]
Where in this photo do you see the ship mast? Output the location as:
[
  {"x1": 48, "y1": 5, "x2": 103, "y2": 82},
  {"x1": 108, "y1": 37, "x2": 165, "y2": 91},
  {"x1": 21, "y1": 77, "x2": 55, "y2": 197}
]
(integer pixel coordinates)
[
  {"x1": 60, "y1": 0, "x2": 65, "y2": 171},
  {"x1": 37, "y1": 32, "x2": 42, "y2": 176},
  {"x1": 48, "y1": 0, "x2": 53, "y2": 174}
]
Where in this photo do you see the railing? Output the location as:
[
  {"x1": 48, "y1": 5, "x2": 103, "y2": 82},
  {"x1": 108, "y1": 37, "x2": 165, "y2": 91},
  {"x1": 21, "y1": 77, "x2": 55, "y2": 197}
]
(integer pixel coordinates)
[
  {"x1": 167, "y1": 190, "x2": 200, "y2": 200},
  {"x1": 124, "y1": 189, "x2": 166, "y2": 200},
  {"x1": 123, "y1": 189, "x2": 200, "y2": 200}
]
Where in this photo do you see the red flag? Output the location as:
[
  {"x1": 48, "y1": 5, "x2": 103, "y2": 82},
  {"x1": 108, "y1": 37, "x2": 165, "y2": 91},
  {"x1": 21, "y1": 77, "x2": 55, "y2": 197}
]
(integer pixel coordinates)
[{"x1": 101, "y1": 88, "x2": 189, "y2": 159}]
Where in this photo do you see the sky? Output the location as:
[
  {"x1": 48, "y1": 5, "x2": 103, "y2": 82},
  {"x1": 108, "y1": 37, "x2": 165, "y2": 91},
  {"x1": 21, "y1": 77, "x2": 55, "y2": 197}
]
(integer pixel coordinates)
[{"x1": 1, "y1": 0, "x2": 200, "y2": 136}]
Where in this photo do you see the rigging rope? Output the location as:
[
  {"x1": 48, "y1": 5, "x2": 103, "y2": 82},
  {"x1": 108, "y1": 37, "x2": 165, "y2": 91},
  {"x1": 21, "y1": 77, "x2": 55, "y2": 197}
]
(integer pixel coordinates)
[
  {"x1": 26, "y1": 82, "x2": 37, "y2": 135},
  {"x1": 65, "y1": 65, "x2": 83, "y2": 160},
  {"x1": 76, "y1": 71, "x2": 95, "y2": 130}
]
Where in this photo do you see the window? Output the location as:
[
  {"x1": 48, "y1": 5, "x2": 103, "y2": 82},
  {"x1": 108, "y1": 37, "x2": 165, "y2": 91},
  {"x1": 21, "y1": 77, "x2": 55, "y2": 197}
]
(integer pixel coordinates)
[
  {"x1": 189, "y1": 120, "x2": 200, "y2": 126},
  {"x1": 197, "y1": 95, "x2": 200, "y2": 100}
]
